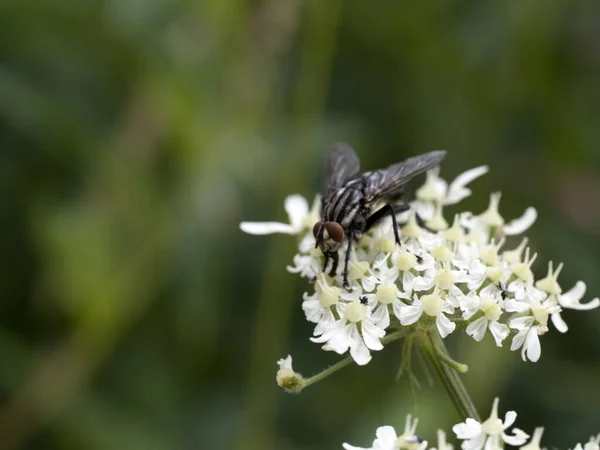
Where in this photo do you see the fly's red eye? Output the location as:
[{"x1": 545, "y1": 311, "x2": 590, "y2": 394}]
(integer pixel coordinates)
[
  {"x1": 313, "y1": 221, "x2": 323, "y2": 238},
  {"x1": 325, "y1": 222, "x2": 344, "y2": 243}
]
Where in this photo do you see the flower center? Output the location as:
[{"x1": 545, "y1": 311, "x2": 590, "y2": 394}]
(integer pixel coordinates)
[
  {"x1": 530, "y1": 300, "x2": 549, "y2": 328},
  {"x1": 396, "y1": 251, "x2": 417, "y2": 271},
  {"x1": 377, "y1": 282, "x2": 398, "y2": 304},
  {"x1": 421, "y1": 293, "x2": 443, "y2": 317},
  {"x1": 317, "y1": 277, "x2": 341, "y2": 307},
  {"x1": 432, "y1": 245, "x2": 453, "y2": 262},
  {"x1": 434, "y1": 269, "x2": 455, "y2": 290},
  {"x1": 348, "y1": 260, "x2": 370, "y2": 280},
  {"x1": 480, "y1": 297, "x2": 502, "y2": 321},
  {"x1": 376, "y1": 237, "x2": 396, "y2": 253},
  {"x1": 344, "y1": 301, "x2": 367, "y2": 323},
  {"x1": 481, "y1": 416, "x2": 504, "y2": 435}
]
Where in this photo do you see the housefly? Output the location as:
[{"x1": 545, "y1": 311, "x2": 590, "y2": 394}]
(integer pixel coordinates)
[{"x1": 313, "y1": 143, "x2": 446, "y2": 288}]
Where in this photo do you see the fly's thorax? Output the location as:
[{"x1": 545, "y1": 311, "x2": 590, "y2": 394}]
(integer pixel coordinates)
[{"x1": 323, "y1": 183, "x2": 363, "y2": 228}]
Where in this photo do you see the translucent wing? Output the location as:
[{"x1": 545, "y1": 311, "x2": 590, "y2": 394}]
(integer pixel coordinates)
[
  {"x1": 363, "y1": 150, "x2": 447, "y2": 205},
  {"x1": 324, "y1": 143, "x2": 360, "y2": 198}
]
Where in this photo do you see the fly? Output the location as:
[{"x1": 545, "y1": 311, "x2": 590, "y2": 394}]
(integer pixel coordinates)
[{"x1": 313, "y1": 143, "x2": 447, "y2": 289}]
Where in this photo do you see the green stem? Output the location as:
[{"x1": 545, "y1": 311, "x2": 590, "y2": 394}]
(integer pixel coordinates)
[
  {"x1": 303, "y1": 356, "x2": 353, "y2": 388},
  {"x1": 420, "y1": 330, "x2": 480, "y2": 421}
]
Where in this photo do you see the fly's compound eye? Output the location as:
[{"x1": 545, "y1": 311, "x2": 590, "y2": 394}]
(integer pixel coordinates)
[
  {"x1": 312, "y1": 221, "x2": 323, "y2": 239},
  {"x1": 325, "y1": 222, "x2": 344, "y2": 243}
]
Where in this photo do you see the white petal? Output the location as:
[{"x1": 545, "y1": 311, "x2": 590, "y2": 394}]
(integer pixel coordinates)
[
  {"x1": 284, "y1": 194, "x2": 309, "y2": 229},
  {"x1": 372, "y1": 305, "x2": 390, "y2": 330},
  {"x1": 504, "y1": 300, "x2": 530, "y2": 313},
  {"x1": 466, "y1": 317, "x2": 488, "y2": 342},
  {"x1": 502, "y1": 428, "x2": 529, "y2": 446},
  {"x1": 375, "y1": 426, "x2": 399, "y2": 445},
  {"x1": 551, "y1": 311, "x2": 568, "y2": 333},
  {"x1": 239, "y1": 221, "x2": 296, "y2": 235},
  {"x1": 502, "y1": 410, "x2": 517, "y2": 429},
  {"x1": 298, "y1": 233, "x2": 315, "y2": 253},
  {"x1": 361, "y1": 320, "x2": 385, "y2": 350},
  {"x1": 503, "y1": 207, "x2": 537, "y2": 235},
  {"x1": 489, "y1": 321, "x2": 509, "y2": 347},
  {"x1": 445, "y1": 166, "x2": 489, "y2": 205},
  {"x1": 436, "y1": 313, "x2": 456, "y2": 338},
  {"x1": 509, "y1": 316, "x2": 534, "y2": 330},
  {"x1": 413, "y1": 274, "x2": 435, "y2": 291},
  {"x1": 560, "y1": 281, "x2": 600, "y2": 310},
  {"x1": 302, "y1": 298, "x2": 323, "y2": 323},
  {"x1": 399, "y1": 304, "x2": 423, "y2": 325},
  {"x1": 524, "y1": 327, "x2": 541, "y2": 362},
  {"x1": 510, "y1": 328, "x2": 528, "y2": 352},
  {"x1": 349, "y1": 327, "x2": 372, "y2": 365},
  {"x1": 362, "y1": 276, "x2": 377, "y2": 293},
  {"x1": 453, "y1": 419, "x2": 483, "y2": 439},
  {"x1": 342, "y1": 443, "x2": 370, "y2": 450}
]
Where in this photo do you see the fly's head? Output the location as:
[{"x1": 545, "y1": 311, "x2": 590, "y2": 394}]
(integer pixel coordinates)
[{"x1": 313, "y1": 220, "x2": 345, "y2": 255}]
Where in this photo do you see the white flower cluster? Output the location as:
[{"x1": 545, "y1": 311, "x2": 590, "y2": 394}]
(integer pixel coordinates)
[
  {"x1": 342, "y1": 398, "x2": 600, "y2": 450},
  {"x1": 241, "y1": 166, "x2": 599, "y2": 366}
]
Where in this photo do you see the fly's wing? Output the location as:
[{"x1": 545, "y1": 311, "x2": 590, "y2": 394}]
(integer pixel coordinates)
[
  {"x1": 362, "y1": 150, "x2": 447, "y2": 205},
  {"x1": 324, "y1": 143, "x2": 360, "y2": 199}
]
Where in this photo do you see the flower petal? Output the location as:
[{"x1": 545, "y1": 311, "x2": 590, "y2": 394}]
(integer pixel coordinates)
[
  {"x1": 446, "y1": 166, "x2": 489, "y2": 205},
  {"x1": 502, "y1": 410, "x2": 517, "y2": 429},
  {"x1": 502, "y1": 428, "x2": 529, "y2": 446},
  {"x1": 489, "y1": 321, "x2": 509, "y2": 347},
  {"x1": 284, "y1": 194, "x2": 309, "y2": 229},
  {"x1": 399, "y1": 304, "x2": 423, "y2": 325},
  {"x1": 503, "y1": 207, "x2": 537, "y2": 235},
  {"x1": 551, "y1": 311, "x2": 568, "y2": 333},
  {"x1": 239, "y1": 221, "x2": 296, "y2": 235},
  {"x1": 466, "y1": 317, "x2": 488, "y2": 342},
  {"x1": 436, "y1": 313, "x2": 456, "y2": 338},
  {"x1": 559, "y1": 281, "x2": 600, "y2": 310},
  {"x1": 375, "y1": 426, "x2": 398, "y2": 446},
  {"x1": 452, "y1": 418, "x2": 482, "y2": 439},
  {"x1": 524, "y1": 326, "x2": 541, "y2": 362}
]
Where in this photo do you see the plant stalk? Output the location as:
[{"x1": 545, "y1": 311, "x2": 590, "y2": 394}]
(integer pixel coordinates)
[{"x1": 420, "y1": 330, "x2": 480, "y2": 421}]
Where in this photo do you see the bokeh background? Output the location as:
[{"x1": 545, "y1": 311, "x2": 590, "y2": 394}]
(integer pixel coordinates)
[{"x1": 2, "y1": 1, "x2": 600, "y2": 449}]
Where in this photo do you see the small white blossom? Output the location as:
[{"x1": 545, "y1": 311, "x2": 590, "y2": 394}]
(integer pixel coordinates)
[
  {"x1": 240, "y1": 194, "x2": 319, "y2": 235},
  {"x1": 311, "y1": 297, "x2": 385, "y2": 365},
  {"x1": 343, "y1": 415, "x2": 426, "y2": 450},
  {"x1": 431, "y1": 430, "x2": 453, "y2": 450},
  {"x1": 276, "y1": 355, "x2": 304, "y2": 393},
  {"x1": 453, "y1": 398, "x2": 529, "y2": 450},
  {"x1": 520, "y1": 427, "x2": 545, "y2": 450}
]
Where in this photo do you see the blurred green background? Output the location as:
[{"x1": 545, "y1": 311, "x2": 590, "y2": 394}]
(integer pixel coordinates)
[{"x1": 1, "y1": 0, "x2": 600, "y2": 449}]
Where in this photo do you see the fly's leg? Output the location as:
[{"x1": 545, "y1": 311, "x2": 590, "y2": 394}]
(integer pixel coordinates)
[
  {"x1": 342, "y1": 230, "x2": 356, "y2": 290},
  {"x1": 415, "y1": 212, "x2": 436, "y2": 233},
  {"x1": 322, "y1": 254, "x2": 330, "y2": 274},
  {"x1": 328, "y1": 251, "x2": 339, "y2": 278},
  {"x1": 365, "y1": 203, "x2": 423, "y2": 263},
  {"x1": 365, "y1": 203, "x2": 410, "y2": 245}
]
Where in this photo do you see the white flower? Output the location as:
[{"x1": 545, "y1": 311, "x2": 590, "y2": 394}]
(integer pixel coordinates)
[
  {"x1": 453, "y1": 398, "x2": 529, "y2": 450},
  {"x1": 398, "y1": 291, "x2": 456, "y2": 338},
  {"x1": 464, "y1": 285, "x2": 509, "y2": 346},
  {"x1": 520, "y1": 427, "x2": 544, "y2": 450},
  {"x1": 415, "y1": 166, "x2": 489, "y2": 209},
  {"x1": 240, "y1": 194, "x2": 320, "y2": 235},
  {"x1": 287, "y1": 253, "x2": 321, "y2": 279},
  {"x1": 534, "y1": 263, "x2": 600, "y2": 333},
  {"x1": 343, "y1": 415, "x2": 426, "y2": 450},
  {"x1": 431, "y1": 430, "x2": 453, "y2": 450},
  {"x1": 311, "y1": 298, "x2": 385, "y2": 365},
  {"x1": 276, "y1": 355, "x2": 304, "y2": 392}
]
